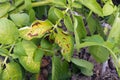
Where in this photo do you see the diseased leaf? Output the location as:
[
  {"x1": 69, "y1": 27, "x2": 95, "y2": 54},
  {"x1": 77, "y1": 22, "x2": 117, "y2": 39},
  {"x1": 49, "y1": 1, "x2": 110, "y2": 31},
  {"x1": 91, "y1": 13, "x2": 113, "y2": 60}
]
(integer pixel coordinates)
[
  {"x1": 0, "y1": 18, "x2": 19, "y2": 44},
  {"x1": 1, "y1": 62, "x2": 22, "y2": 80},
  {"x1": 10, "y1": 13, "x2": 30, "y2": 27},
  {"x1": 19, "y1": 20, "x2": 53, "y2": 40},
  {"x1": 52, "y1": 56, "x2": 70, "y2": 80},
  {"x1": 0, "y1": 2, "x2": 11, "y2": 17},
  {"x1": 18, "y1": 40, "x2": 41, "y2": 73},
  {"x1": 55, "y1": 28, "x2": 74, "y2": 62}
]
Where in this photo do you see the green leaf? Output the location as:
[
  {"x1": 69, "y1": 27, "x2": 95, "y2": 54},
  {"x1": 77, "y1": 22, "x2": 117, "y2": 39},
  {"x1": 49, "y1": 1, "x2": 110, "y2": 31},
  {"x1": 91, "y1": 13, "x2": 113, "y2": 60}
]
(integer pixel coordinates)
[
  {"x1": 10, "y1": 13, "x2": 30, "y2": 27},
  {"x1": 0, "y1": 48, "x2": 9, "y2": 56},
  {"x1": 71, "y1": 58, "x2": 93, "y2": 71},
  {"x1": 0, "y1": 18, "x2": 19, "y2": 44},
  {"x1": 33, "y1": 48, "x2": 44, "y2": 62},
  {"x1": 29, "y1": 9, "x2": 36, "y2": 22},
  {"x1": 14, "y1": 42, "x2": 27, "y2": 56},
  {"x1": 54, "y1": 8, "x2": 64, "y2": 19},
  {"x1": 41, "y1": 38, "x2": 53, "y2": 49},
  {"x1": 103, "y1": 0, "x2": 114, "y2": 16},
  {"x1": 48, "y1": 7, "x2": 59, "y2": 24},
  {"x1": 78, "y1": 0, "x2": 103, "y2": 16},
  {"x1": 80, "y1": 67, "x2": 93, "y2": 76},
  {"x1": 25, "y1": 0, "x2": 32, "y2": 10},
  {"x1": 83, "y1": 35, "x2": 104, "y2": 43},
  {"x1": 73, "y1": 15, "x2": 87, "y2": 49},
  {"x1": 19, "y1": 20, "x2": 53, "y2": 40},
  {"x1": 1, "y1": 62, "x2": 22, "y2": 80},
  {"x1": 18, "y1": 40, "x2": 41, "y2": 73},
  {"x1": 72, "y1": 1, "x2": 82, "y2": 8},
  {"x1": 52, "y1": 56, "x2": 70, "y2": 80},
  {"x1": 0, "y1": 2, "x2": 11, "y2": 17},
  {"x1": 0, "y1": 0, "x2": 8, "y2": 3},
  {"x1": 52, "y1": 0, "x2": 66, "y2": 8},
  {"x1": 83, "y1": 35, "x2": 109, "y2": 62},
  {"x1": 64, "y1": 13, "x2": 74, "y2": 32},
  {"x1": 14, "y1": 0, "x2": 24, "y2": 7},
  {"x1": 108, "y1": 12, "x2": 120, "y2": 44},
  {"x1": 89, "y1": 46, "x2": 109, "y2": 62},
  {"x1": 86, "y1": 15, "x2": 97, "y2": 35},
  {"x1": 55, "y1": 28, "x2": 74, "y2": 62}
]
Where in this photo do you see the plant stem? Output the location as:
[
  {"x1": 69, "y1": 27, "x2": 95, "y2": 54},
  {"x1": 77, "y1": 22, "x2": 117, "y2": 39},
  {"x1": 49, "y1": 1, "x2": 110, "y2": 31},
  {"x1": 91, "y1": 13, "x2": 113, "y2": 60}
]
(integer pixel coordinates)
[
  {"x1": 53, "y1": 8, "x2": 69, "y2": 30},
  {"x1": 10, "y1": 0, "x2": 52, "y2": 13},
  {"x1": 0, "y1": 44, "x2": 4, "y2": 48}
]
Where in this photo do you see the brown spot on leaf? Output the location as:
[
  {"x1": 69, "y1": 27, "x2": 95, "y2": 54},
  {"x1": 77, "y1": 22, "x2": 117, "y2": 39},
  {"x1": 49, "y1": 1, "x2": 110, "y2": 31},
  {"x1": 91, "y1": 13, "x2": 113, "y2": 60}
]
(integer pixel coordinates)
[
  {"x1": 27, "y1": 33, "x2": 38, "y2": 37},
  {"x1": 66, "y1": 44, "x2": 70, "y2": 48},
  {"x1": 63, "y1": 37, "x2": 66, "y2": 40},
  {"x1": 32, "y1": 22, "x2": 41, "y2": 28}
]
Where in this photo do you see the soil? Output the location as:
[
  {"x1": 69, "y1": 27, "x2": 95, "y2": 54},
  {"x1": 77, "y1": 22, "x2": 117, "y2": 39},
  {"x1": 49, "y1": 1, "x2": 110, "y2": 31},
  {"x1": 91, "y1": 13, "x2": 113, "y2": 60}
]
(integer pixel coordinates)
[
  {"x1": 38, "y1": 48, "x2": 120, "y2": 80},
  {"x1": 71, "y1": 49, "x2": 120, "y2": 80}
]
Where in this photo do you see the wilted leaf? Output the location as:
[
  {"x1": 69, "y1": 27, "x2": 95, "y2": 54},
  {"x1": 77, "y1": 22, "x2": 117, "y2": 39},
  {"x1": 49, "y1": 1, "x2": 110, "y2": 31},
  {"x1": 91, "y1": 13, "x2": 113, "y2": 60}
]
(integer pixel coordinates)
[
  {"x1": 1, "y1": 62, "x2": 22, "y2": 80},
  {"x1": 19, "y1": 20, "x2": 53, "y2": 40},
  {"x1": 0, "y1": 18, "x2": 19, "y2": 44},
  {"x1": 55, "y1": 28, "x2": 74, "y2": 62}
]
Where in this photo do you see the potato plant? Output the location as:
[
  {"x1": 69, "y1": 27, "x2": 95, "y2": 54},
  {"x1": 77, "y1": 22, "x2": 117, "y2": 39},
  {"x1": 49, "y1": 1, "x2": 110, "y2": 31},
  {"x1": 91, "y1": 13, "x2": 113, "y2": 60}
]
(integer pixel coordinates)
[{"x1": 0, "y1": 0, "x2": 120, "y2": 80}]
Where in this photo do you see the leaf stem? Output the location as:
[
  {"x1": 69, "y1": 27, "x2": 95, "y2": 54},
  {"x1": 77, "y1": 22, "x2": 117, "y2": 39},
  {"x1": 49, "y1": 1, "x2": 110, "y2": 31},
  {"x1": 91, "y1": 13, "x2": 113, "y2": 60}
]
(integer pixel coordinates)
[{"x1": 2, "y1": 42, "x2": 16, "y2": 65}]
